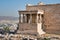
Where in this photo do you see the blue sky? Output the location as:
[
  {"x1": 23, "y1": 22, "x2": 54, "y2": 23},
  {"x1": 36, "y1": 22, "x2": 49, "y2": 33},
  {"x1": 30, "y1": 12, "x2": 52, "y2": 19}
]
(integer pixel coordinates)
[{"x1": 0, "y1": 0, "x2": 60, "y2": 17}]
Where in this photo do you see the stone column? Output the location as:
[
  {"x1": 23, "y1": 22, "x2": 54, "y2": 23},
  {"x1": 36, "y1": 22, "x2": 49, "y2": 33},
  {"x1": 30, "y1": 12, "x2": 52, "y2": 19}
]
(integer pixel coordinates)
[
  {"x1": 29, "y1": 14, "x2": 32, "y2": 23},
  {"x1": 31, "y1": 14, "x2": 32, "y2": 23},
  {"x1": 28, "y1": 14, "x2": 30, "y2": 23},
  {"x1": 36, "y1": 14, "x2": 38, "y2": 23},
  {"x1": 25, "y1": 14, "x2": 27, "y2": 23},
  {"x1": 19, "y1": 14, "x2": 21, "y2": 23},
  {"x1": 21, "y1": 14, "x2": 23, "y2": 23},
  {"x1": 40, "y1": 14, "x2": 42, "y2": 23}
]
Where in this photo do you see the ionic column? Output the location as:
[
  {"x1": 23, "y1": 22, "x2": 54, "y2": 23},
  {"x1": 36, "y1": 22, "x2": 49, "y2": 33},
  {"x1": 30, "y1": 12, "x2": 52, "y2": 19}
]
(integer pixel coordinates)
[
  {"x1": 36, "y1": 14, "x2": 38, "y2": 23},
  {"x1": 19, "y1": 14, "x2": 21, "y2": 23},
  {"x1": 24, "y1": 14, "x2": 27, "y2": 23},
  {"x1": 29, "y1": 14, "x2": 32, "y2": 23},
  {"x1": 21, "y1": 14, "x2": 23, "y2": 23},
  {"x1": 31, "y1": 14, "x2": 32, "y2": 23},
  {"x1": 40, "y1": 14, "x2": 42, "y2": 23}
]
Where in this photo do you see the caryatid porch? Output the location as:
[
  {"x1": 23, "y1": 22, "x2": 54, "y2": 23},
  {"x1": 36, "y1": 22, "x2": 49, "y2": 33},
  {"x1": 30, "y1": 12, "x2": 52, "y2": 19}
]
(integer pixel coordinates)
[{"x1": 18, "y1": 10, "x2": 45, "y2": 35}]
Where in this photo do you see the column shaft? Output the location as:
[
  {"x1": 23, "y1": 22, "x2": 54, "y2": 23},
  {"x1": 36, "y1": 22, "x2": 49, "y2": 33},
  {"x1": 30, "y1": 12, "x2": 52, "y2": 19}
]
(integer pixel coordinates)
[
  {"x1": 40, "y1": 14, "x2": 42, "y2": 23},
  {"x1": 21, "y1": 14, "x2": 23, "y2": 23},
  {"x1": 19, "y1": 14, "x2": 21, "y2": 23},
  {"x1": 25, "y1": 14, "x2": 27, "y2": 23},
  {"x1": 29, "y1": 14, "x2": 32, "y2": 23},
  {"x1": 37, "y1": 14, "x2": 38, "y2": 23}
]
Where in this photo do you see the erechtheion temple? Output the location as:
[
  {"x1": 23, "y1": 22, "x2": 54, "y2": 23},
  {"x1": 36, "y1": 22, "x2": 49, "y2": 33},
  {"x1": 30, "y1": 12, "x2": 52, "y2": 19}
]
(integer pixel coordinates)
[{"x1": 18, "y1": 2, "x2": 60, "y2": 40}]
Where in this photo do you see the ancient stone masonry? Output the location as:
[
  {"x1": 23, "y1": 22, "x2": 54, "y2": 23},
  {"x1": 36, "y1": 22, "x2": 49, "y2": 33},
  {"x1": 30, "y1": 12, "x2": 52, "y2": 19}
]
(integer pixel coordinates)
[
  {"x1": 18, "y1": 2, "x2": 60, "y2": 36},
  {"x1": 22, "y1": 4, "x2": 60, "y2": 34}
]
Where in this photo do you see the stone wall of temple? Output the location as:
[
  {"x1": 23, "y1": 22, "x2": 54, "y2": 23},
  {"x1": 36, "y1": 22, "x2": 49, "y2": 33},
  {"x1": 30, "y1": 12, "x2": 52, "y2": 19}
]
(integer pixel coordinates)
[
  {"x1": 44, "y1": 4, "x2": 60, "y2": 34},
  {"x1": 26, "y1": 4, "x2": 60, "y2": 34},
  {"x1": 19, "y1": 23, "x2": 37, "y2": 34}
]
